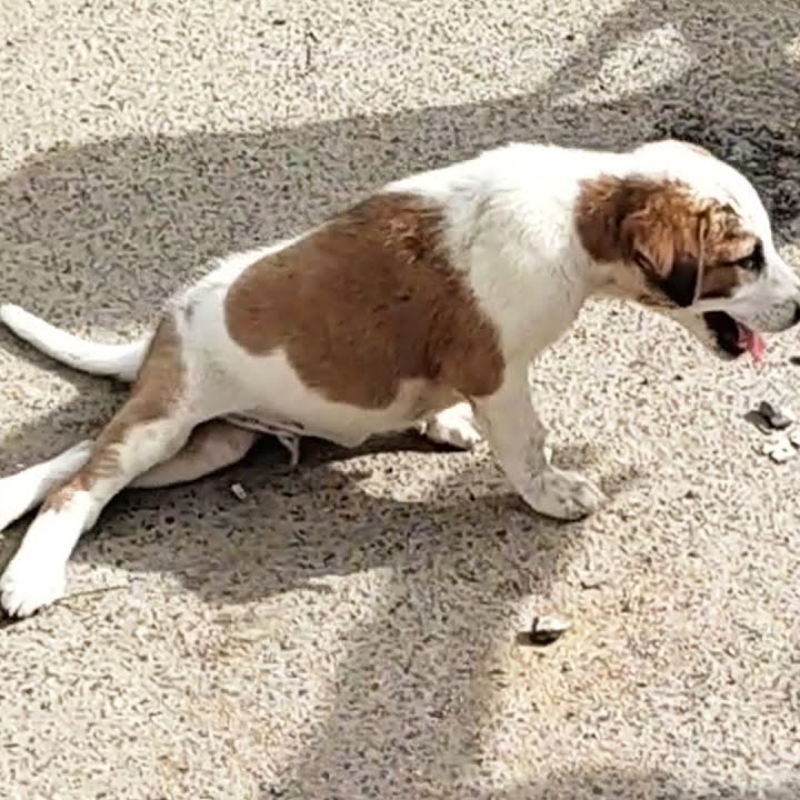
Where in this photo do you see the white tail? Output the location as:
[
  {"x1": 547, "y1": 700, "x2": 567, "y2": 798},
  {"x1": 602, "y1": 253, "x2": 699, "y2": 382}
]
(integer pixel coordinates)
[{"x1": 0, "y1": 304, "x2": 148, "y2": 382}]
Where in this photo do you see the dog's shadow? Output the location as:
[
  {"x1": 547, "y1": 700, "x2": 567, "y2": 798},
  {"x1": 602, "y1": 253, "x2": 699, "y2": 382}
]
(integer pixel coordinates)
[
  {"x1": 0, "y1": 423, "x2": 637, "y2": 616},
  {"x1": 1, "y1": 0, "x2": 799, "y2": 623}
]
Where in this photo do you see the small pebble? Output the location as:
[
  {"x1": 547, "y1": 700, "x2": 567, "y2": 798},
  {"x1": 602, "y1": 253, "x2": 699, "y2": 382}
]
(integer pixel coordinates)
[
  {"x1": 757, "y1": 401, "x2": 794, "y2": 430},
  {"x1": 790, "y1": 429, "x2": 800, "y2": 448},
  {"x1": 769, "y1": 446, "x2": 795, "y2": 464},
  {"x1": 744, "y1": 409, "x2": 774, "y2": 435},
  {"x1": 519, "y1": 615, "x2": 572, "y2": 646},
  {"x1": 762, "y1": 436, "x2": 796, "y2": 463},
  {"x1": 230, "y1": 482, "x2": 248, "y2": 501},
  {"x1": 579, "y1": 572, "x2": 609, "y2": 590}
]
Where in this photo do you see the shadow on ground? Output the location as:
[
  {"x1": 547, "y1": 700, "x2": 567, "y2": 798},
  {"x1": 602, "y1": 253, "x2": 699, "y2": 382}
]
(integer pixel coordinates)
[
  {"x1": 468, "y1": 771, "x2": 800, "y2": 800},
  {"x1": 1, "y1": 0, "x2": 799, "y2": 795}
]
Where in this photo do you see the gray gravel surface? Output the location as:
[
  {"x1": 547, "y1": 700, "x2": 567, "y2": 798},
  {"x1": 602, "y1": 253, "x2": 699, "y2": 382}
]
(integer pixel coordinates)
[{"x1": 1, "y1": 1, "x2": 800, "y2": 798}]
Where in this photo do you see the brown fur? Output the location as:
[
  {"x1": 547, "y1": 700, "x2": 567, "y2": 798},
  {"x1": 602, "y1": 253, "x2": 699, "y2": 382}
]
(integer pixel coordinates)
[
  {"x1": 43, "y1": 318, "x2": 186, "y2": 511},
  {"x1": 574, "y1": 175, "x2": 759, "y2": 307},
  {"x1": 224, "y1": 192, "x2": 505, "y2": 409}
]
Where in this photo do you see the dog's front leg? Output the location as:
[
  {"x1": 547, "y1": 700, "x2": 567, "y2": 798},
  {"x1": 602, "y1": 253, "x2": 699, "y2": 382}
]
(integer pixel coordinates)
[{"x1": 473, "y1": 360, "x2": 606, "y2": 520}]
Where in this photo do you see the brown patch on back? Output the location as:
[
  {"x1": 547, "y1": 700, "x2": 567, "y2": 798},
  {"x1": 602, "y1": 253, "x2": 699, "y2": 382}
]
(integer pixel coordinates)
[
  {"x1": 43, "y1": 317, "x2": 186, "y2": 511},
  {"x1": 224, "y1": 192, "x2": 504, "y2": 409},
  {"x1": 575, "y1": 175, "x2": 759, "y2": 307}
]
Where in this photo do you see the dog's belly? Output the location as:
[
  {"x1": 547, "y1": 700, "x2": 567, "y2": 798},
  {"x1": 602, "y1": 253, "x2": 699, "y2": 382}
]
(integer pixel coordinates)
[
  {"x1": 221, "y1": 381, "x2": 430, "y2": 449},
  {"x1": 221, "y1": 387, "x2": 457, "y2": 451},
  {"x1": 222, "y1": 385, "x2": 427, "y2": 448},
  {"x1": 209, "y1": 342, "x2": 461, "y2": 448}
]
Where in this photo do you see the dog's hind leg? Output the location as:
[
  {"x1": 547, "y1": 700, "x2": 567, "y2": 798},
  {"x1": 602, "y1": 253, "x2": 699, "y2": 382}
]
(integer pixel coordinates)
[
  {"x1": 131, "y1": 421, "x2": 259, "y2": 488},
  {"x1": 0, "y1": 421, "x2": 259, "y2": 534},
  {"x1": 0, "y1": 441, "x2": 93, "y2": 533},
  {"x1": 418, "y1": 402, "x2": 482, "y2": 450},
  {"x1": 0, "y1": 316, "x2": 210, "y2": 617}
]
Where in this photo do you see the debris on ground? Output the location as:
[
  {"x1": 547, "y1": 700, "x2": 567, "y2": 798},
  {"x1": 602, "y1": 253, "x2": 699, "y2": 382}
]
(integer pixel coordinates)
[
  {"x1": 760, "y1": 435, "x2": 797, "y2": 463},
  {"x1": 518, "y1": 615, "x2": 572, "y2": 647},
  {"x1": 745, "y1": 401, "x2": 795, "y2": 433},
  {"x1": 756, "y1": 401, "x2": 793, "y2": 430},
  {"x1": 276, "y1": 433, "x2": 301, "y2": 468},
  {"x1": 744, "y1": 409, "x2": 775, "y2": 435},
  {"x1": 230, "y1": 482, "x2": 248, "y2": 501},
  {"x1": 746, "y1": 403, "x2": 800, "y2": 462},
  {"x1": 578, "y1": 571, "x2": 610, "y2": 590}
]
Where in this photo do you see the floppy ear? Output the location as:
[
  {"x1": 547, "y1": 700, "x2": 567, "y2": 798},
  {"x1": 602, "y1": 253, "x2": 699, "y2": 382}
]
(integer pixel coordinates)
[
  {"x1": 657, "y1": 257, "x2": 701, "y2": 308},
  {"x1": 622, "y1": 208, "x2": 704, "y2": 308},
  {"x1": 575, "y1": 175, "x2": 708, "y2": 307}
]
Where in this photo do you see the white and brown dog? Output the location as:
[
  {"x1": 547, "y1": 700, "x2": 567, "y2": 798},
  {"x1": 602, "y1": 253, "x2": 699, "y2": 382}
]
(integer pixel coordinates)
[{"x1": 1, "y1": 139, "x2": 799, "y2": 617}]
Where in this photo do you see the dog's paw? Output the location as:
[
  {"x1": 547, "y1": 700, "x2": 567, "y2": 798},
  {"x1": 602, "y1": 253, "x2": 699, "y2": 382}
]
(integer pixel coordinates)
[
  {"x1": 522, "y1": 468, "x2": 606, "y2": 521},
  {"x1": 421, "y1": 403, "x2": 482, "y2": 450},
  {"x1": 0, "y1": 552, "x2": 66, "y2": 618}
]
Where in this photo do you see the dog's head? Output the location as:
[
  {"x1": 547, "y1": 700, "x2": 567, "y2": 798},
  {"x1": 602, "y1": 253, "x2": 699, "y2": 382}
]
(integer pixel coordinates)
[{"x1": 576, "y1": 140, "x2": 800, "y2": 361}]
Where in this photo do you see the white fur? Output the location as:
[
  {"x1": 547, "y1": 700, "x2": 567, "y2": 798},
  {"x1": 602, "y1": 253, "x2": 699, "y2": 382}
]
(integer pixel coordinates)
[
  {"x1": 0, "y1": 441, "x2": 93, "y2": 533},
  {"x1": 0, "y1": 499, "x2": 93, "y2": 617},
  {"x1": 0, "y1": 304, "x2": 148, "y2": 381},
  {"x1": 419, "y1": 402, "x2": 482, "y2": 450},
  {"x1": 2, "y1": 139, "x2": 799, "y2": 617}
]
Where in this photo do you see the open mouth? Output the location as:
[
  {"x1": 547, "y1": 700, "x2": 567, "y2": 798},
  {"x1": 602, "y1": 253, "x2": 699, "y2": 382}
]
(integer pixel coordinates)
[{"x1": 703, "y1": 312, "x2": 765, "y2": 363}]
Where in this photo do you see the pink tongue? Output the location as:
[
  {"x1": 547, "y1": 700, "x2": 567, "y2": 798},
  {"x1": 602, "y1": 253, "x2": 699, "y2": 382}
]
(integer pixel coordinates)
[{"x1": 737, "y1": 325, "x2": 766, "y2": 364}]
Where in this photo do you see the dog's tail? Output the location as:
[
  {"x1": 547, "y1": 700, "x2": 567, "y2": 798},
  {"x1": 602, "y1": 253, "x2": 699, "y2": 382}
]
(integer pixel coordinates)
[{"x1": 0, "y1": 303, "x2": 148, "y2": 382}]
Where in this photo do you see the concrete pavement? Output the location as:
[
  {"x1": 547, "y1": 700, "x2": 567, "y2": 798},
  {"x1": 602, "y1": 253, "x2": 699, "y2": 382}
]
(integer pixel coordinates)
[{"x1": 1, "y1": 1, "x2": 800, "y2": 797}]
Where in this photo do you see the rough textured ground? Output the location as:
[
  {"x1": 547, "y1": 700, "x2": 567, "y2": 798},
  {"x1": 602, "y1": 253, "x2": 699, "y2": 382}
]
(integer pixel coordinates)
[{"x1": 1, "y1": 1, "x2": 800, "y2": 798}]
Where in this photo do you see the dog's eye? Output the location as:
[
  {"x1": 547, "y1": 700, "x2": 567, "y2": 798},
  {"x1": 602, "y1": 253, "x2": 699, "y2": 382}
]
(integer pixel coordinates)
[{"x1": 725, "y1": 241, "x2": 764, "y2": 272}]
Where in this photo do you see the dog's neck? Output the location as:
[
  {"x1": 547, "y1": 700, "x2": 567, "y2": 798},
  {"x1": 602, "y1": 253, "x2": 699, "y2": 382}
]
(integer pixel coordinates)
[{"x1": 501, "y1": 259, "x2": 596, "y2": 361}]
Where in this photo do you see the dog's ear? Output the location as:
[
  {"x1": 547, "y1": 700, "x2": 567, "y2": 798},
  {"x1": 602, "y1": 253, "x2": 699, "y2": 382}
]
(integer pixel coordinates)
[
  {"x1": 658, "y1": 257, "x2": 701, "y2": 307},
  {"x1": 621, "y1": 195, "x2": 708, "y2": 308},
  {"x1": 575, "y1": 175, "x2": 707, "y2": 307}
]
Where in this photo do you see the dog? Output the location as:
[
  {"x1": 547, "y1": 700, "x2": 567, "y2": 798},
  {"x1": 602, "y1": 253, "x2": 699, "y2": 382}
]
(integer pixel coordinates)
[{"x1": 1, "y1": 138, "x2": 799, "y2": 618}]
